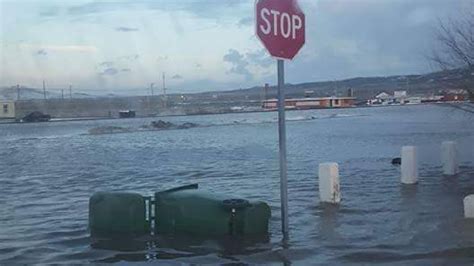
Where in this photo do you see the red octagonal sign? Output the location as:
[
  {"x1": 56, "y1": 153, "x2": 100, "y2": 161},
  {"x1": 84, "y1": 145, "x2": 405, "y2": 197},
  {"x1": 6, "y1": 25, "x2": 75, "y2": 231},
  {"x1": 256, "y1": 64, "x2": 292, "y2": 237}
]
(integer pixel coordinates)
[{"x1": 255, "y1": 0, "x2": 305, "y2": 60}]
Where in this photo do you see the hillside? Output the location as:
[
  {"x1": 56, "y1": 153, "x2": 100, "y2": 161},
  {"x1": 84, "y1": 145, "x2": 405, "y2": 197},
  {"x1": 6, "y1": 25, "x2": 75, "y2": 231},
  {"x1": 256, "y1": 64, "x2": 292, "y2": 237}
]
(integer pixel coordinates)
[
  {"x1": 2, "y1": 68, "x2": 472, "y2": 103},
  {"x1": 182, "y1": 68, "x2": 473, "y2": 103},
  {"x1": 0, "y1": 86, "x2": 92, "y2": 100}
]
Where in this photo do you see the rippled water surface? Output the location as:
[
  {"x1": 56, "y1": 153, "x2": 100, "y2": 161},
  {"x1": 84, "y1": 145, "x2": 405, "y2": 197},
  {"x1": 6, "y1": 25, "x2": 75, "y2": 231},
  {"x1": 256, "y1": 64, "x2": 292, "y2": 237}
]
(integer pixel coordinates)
[{"x1": 1, "y1": 105, "x2": 474, "y2": 265}]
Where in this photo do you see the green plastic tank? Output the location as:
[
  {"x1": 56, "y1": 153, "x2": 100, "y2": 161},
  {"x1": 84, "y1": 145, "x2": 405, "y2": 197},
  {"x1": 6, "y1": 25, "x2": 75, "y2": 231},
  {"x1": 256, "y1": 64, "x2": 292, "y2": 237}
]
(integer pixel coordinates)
[
  {"x1": 154, "y1": 185, "x2": 271, "y2": 236},
  {"x1": 89, "y1": 192, "x2": 149, "y2": 237}
]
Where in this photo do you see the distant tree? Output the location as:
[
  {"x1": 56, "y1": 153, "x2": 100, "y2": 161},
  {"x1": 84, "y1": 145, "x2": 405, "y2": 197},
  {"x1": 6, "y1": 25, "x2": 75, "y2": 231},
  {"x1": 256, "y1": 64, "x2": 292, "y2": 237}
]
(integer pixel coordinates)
[{"x1": 430, "y1": 9, "x2": 474, "y2": 102}]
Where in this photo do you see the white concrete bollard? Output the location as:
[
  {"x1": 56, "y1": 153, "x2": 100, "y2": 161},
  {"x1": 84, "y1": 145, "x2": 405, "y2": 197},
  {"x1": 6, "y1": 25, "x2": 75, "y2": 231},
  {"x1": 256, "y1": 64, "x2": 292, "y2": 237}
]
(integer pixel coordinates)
[
  {"x1": 441, "y1": 141, "x2": 459, "y2": 176},
  {"x1": 318, "y1": 163, "x2": 341, "y2": 204},
  {"x1": 401, "y1": 146, "x2": 418, "y2": 184},
  {"x1": 464, "y1": 195, "x2": 474, "y2": 218}
]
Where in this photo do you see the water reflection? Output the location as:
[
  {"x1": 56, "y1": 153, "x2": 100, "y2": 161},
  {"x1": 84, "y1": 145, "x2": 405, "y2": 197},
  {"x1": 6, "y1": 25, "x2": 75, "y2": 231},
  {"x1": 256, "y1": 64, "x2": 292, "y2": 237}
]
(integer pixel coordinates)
[
  {"x1": 400, "y1": 184, "x2": 418, "y2": 202},
  {"x1": 91, "y1": 234, "x2": 271, "y2": 263},
  {"x1": 317, "y1": 203, "x2": 341, "y2": 242}
]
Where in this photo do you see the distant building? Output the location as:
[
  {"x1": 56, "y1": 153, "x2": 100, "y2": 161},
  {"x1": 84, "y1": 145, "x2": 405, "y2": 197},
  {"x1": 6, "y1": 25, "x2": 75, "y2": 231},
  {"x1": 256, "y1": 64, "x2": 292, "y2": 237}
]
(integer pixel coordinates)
[
  {"x1": 262, "y1": 97, "x2": 356, "y2": 110},
  {"x1": 375, "y1": 92, "x2": 391, "y2": 100},
  {"x1": 394, "y1": 90, "x2": 407, "y2": 98},
  {"x1": 368, "y1": 92, "x2": 393, "y2": 105},
  {"x1": 304, "y1": 90, "x2": 314, "y2": 97},
  {"x1": 0, "y1": 101, "x2": 16, "y2": 119},
  {"x1": 369, "y1": 91, "x2": 409, "y2": 105},
  {"x1": 442, "y1": 89, "x2": 468, "y2": 102},
  {"x1": 405, "y1": 97, "x2": 422, "y2": 104},
  {"x1": 443, "y1": 93, "x2": 466, "y2": 102}
]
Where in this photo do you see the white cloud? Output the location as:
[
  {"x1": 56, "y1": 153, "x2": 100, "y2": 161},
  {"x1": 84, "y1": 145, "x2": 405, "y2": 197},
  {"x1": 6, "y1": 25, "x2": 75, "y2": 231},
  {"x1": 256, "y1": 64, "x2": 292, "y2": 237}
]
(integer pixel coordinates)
[
  {"x1": 20, "y1": 44, "x2": 98, "y2": 53},
  {"x1": 1, "y1": 0, "x2": 471, "y2": 92}
]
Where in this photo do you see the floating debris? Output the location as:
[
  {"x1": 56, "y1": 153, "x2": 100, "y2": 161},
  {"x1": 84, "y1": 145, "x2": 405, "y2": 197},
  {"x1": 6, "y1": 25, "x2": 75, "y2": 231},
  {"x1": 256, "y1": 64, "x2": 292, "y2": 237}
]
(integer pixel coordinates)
[
  {"x1": 391, "y1": 157, "x2": 401, "y2": 165},
  {"x1": 88, "y1": 126, "x2": 132, "y2": 135},
  {"x1": 150, "y1": 120, "x2": 175, "y2": 129},
  {"x1": 146, "y1": 120, "x2": 198, "y2": 130},
  {"x1": 89, "y1": 120, "x2": 199, "y2": 135}
]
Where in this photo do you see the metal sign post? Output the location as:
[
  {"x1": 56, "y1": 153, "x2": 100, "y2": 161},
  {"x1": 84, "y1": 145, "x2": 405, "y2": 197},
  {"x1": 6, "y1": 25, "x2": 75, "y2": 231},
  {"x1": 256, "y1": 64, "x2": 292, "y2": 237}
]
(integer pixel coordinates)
[
  {"x1": 277, "y1": 59, "x2": 289, "y2": 237},
  {"x1": 255, "y1": 0, "x2": 305, "y2": 239}
]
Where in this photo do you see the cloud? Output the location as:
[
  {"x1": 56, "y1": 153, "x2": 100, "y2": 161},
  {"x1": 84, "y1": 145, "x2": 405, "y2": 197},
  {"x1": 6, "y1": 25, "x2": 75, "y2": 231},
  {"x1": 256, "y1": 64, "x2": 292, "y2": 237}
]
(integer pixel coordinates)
[
  {"x1": 222, "y1": 49, "x2": 273, "y2": 82},
  {"x1": 116, "y1": 26, "x2": 139, "y2": 32},
  {"x1": 36, "y1": 49, "x2": 47, "y2": 56},
  {"x1": 67, "y1": 2, "x2": 123, "y2": 16},
  {"x1": 246, "y1": 49, "x2": 273, "y2": 68},
  {"x1": 100, "y1": 68, "x2": 118, "y2": 76},
  {"x1": 169, "y1": 13, "x2": 184, "y2": 35},
  {"x1": 145, "y1": 1, "x2": 248, "y2": 21},
  {"x1": 237, "y1": 17, "x2": 253, "y2": 27},
  {"x1": 99, "y1": 61, "x2": 114, "y2": 67},
  {"x1": 4, "y1": 0, "x2": 470, "y2": 93},
  {"x1": 171, "y1": 74, "x2": 183, "y2": 79},
  {"x1": 157, "y1": 55, "x2": 168, "y2": 61},
  {"x1": 39, "y1": 8, "x2": 59, "y2": 17},
  {"x1": 121, "y1": 68, "x2": 131, "y2": 72},
  {"x1": 65, "y1": 1, "x2": 248, "y2": 23},
  {"x1": 223, "y1": 49, "x2": 252, "y2": 81},
  {"x1": 21, "y1": 44, "x2": 97, "y2": 53},
  {"x1": 118, "y1": 54, "x2": 139, "y2": 61}
]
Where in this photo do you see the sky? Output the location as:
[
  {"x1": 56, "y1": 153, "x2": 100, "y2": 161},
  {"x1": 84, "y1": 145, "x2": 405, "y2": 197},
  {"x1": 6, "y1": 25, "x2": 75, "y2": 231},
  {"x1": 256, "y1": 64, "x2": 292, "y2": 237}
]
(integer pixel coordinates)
[{"x1": 0, "y1": 0, "x2": 472, "y2": 95}]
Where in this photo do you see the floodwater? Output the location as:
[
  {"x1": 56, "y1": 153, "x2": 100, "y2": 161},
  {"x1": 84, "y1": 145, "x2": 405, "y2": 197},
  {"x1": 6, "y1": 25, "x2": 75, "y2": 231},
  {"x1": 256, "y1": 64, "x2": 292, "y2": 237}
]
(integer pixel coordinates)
[{"x1": 1, "y1": 104, "x2": 473, "y2": 265}]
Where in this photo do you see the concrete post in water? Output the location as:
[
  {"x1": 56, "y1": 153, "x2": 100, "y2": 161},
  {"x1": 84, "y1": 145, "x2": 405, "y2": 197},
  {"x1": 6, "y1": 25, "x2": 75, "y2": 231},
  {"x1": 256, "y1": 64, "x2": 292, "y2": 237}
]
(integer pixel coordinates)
[
  {"x1": 464, "y1": 195, "x2": 474, "y2": 218},
  {"x1": 318, "y1": 163, "x2": 341, "y2": 204},
  {"x1": 401, "y1": 146, "x2": 418, "y2": 184},
  {"x1": 441, "y1": 141, "x2": 459, "y2": 176}
]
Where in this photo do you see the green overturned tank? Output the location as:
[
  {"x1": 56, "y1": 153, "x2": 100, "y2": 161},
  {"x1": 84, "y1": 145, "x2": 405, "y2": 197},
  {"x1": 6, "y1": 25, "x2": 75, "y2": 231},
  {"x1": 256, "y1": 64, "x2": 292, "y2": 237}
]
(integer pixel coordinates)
[
  {"x1": 154, "y1": 185, "x2": 271, "y2": 236},
  {"x1": 88, "y1": 184, "x2": 271, "y2": 237},
  {"x1": 89, "y1": 192, "x2": 149, "y2": 237}
]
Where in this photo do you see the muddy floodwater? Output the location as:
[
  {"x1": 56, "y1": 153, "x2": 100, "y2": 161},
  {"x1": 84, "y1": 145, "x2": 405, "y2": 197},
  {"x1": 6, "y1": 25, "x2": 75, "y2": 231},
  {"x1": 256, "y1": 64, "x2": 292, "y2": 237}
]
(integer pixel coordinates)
[{"x1": 1, "y1": 105, "x2": 473, "y2": 265}]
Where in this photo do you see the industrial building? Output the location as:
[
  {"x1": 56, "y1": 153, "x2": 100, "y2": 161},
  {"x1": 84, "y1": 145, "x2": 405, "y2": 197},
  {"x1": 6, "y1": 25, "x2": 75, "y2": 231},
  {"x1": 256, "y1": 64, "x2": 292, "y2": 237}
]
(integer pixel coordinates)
[
  {"x1": 0, "y1": 101, "x2": 16, "y2": 119},
  {"x1": 262, "y1": 97, "x2": 356, "y2": 110}
]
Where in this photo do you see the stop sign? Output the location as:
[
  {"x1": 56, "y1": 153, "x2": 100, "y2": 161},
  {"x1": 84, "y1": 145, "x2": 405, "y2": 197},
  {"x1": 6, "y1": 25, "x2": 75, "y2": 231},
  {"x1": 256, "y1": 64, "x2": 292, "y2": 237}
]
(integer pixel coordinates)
[{"x1": 255, "y1": 0, "x2": 305, "y2": 60}]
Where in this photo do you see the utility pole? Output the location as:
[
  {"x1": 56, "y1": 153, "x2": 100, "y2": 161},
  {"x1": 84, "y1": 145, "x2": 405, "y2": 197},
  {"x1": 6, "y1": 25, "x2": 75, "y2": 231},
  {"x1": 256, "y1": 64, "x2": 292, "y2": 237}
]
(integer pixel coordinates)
[
  {"x1": 43, "y1": 80, "x2": 47, "y2": 100},
  {"x1": 162, "y1": 72, "x2": 167, "y2": 109},
  {"x1": 406, "y1": 77, "x2": 409, "y2": 93},
  {"x1": 16, "y1": 84, "x2": 20, "y2": 101},
  {"x1": 69, "y1": 85, "x2": 72, "y2": 99},
  {"x1": 61, "y1": 89, "x2": 64, "y2": 99},
  {"x1": 264, "y1": 83, "x2": 269, "y2": 100},
  {"x1": 162, "y1": 72, "x2": 167, "y2": 96},
  {"x1": 150, "y1": 83, "x2": 154, "y2": 96}
]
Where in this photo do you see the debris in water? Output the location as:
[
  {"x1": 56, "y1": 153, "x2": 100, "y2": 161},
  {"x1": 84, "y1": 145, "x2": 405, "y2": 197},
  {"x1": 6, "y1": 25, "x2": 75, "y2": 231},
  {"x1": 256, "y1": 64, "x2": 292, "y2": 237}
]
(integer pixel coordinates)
[
  {"x1": 146, "y1": 120, "x2": 198, "y2": 130},
  {"x1": 89, "y1": 126, "x2": 132, "y2": 135}
]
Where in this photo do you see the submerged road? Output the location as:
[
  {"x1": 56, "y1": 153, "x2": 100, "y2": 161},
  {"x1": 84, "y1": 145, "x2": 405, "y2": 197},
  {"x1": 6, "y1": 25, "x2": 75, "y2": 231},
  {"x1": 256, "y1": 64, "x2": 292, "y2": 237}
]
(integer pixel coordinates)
[{"x1": 0, "y1": 104, "x2": 473, "y2": 264}]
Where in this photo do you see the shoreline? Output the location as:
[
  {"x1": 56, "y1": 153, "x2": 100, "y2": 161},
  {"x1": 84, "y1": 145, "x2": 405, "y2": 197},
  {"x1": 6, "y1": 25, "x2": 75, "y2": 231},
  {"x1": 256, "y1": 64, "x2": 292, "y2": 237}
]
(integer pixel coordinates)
[{"x1": 0, "y1": 101, "x2": 471, "y2": 125}]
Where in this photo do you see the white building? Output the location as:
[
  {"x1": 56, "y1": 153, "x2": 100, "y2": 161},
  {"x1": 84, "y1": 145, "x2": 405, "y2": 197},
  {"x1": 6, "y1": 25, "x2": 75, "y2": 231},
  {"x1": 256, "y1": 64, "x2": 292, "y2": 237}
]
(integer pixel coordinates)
[
  {"x1": 375, "y1": 92, "x2": 391, "y2": 100},
  {"x1": 394, "y1": 90, "x2": 407, "y2": 98},
  {"x1": 0, "y1": 101, "x2": 16, "y2": 119},
  {"x1": 367, "y1": 92, "x2": 392, "y2": 105}
]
